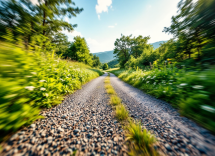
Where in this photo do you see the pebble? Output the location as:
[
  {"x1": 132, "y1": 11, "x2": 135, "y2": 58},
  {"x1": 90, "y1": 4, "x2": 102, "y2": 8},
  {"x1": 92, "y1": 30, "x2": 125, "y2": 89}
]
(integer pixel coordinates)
[{"x1": 30, "y1": 124, "x2": 36, "y2": 128}]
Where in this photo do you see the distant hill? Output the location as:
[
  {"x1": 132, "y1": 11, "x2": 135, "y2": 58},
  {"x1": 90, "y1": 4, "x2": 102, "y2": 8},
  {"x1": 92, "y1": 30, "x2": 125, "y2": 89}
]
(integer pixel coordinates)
[
  {"x1": 93, "y1": 41, "x2": 166, "y2": 63},
  {"x1": 151, "y1": 41, "x2": 166, "y2": 49},
  {"x1": 107, "y1": 59, "x2": 118, "y2": 68},
  {"x1": 93, "y1": 50, "x2": 115, "y2": 63}
]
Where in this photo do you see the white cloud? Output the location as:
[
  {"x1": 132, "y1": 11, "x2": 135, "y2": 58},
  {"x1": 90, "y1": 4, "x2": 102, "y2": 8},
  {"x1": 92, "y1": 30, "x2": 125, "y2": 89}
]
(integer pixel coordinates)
[
  {"x1": 86, "y1": 38, "x2": 99, "y2": 45},
  {"x1": 108, "y1": 25, "x2": 115, "y2": 28},
  {"x1": 62, "y1": 30, "x2": 83, "y2": 42},
  {"x1": 95, "y1": 0, "x2": 112, "y2": 19},
  {"x1": 70, "y1": 30, "x2": 82, "y2": 37},
  {"x1": 115, "y1": 23, "x2": 117, "y2": 25},
  {"x1": 90, "y1": 40, "x2": 114, "y2": 53}
]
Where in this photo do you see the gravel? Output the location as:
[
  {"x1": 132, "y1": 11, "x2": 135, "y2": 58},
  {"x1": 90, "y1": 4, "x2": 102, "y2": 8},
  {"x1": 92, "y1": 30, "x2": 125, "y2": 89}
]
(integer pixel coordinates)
[
  {"x1": 110, "y1": 73, "x2": 215, "y2": 156},
  {"x1": 2, "y1": 72, "x2": 214, "y2": 156},
  {"x1": 1, "y1": 73, "x2": 127, "y2": 156}
]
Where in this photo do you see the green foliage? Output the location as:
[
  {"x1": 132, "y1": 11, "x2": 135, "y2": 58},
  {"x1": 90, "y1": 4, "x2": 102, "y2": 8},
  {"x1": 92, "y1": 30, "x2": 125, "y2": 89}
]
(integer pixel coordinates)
[
  {"x1": 0, "y1": 0, "x2": 83, "y2": 43},
  {"x1": 0, "y1": 42, "x2": 102, "y2": 141},
  {"x1": 104, "y1": 77, "x2": 110, "y2": 84},
  {"x1": 126, "y1": 120, "x2": 157, "y2": 156},
  {"x1": 92, "y1": 55, "x2": 102, "y2": 68},
  {"x1": 103, "y1": 63, "x2": 108, "y2": 70},
  {"x1": 113, "y1": 34, "x2": 151, "y2": 68},
  {"x1": 115, "y1": 104, "x2": 129, "y2": 121},
  {"x1": 105, "y1": 84, "x2": 112, "y2": 90},
  {"x1": 108, "y1": 68, "x2": 125, "y2": 76},
  {"x1": 164, "y1": 0, "x2": 215, "y2": 62},
  {"x1": 110, "y1": 95, "x2": 121, "y2": 106},
  {"x1": 65, "y1": 36, "x2": 93, "y2": 66},
  {"x1": 107, "y1": 59, "x2": 118, "y2": 68},
  {"x1": 115, "y1": 64, "x2": 215, "y2": 133},
  {"x1": 106, "y1": 88, "x2": 116, "y2": 95}
]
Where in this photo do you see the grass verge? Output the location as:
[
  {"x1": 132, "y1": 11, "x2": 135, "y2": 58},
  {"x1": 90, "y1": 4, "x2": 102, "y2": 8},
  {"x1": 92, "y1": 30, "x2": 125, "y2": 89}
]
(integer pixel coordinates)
[
  {"x1": 108, "y1": 67, "x2": 215, "y2": 134},
  {"x1": 104, "y1": 73, "x2": 158, "y2": 155},
  {"x1": 0, "y1": 43, "x2": 103, "y2": 142}
]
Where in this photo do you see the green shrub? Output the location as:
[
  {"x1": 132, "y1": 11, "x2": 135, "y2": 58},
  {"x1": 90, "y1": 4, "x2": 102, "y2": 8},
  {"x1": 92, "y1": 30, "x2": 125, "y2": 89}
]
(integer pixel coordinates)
[
  {"x1": 0, "y1": 43, "x2": 102, "y2": 141},
  {"x1": 115, "y1": 64, "x2": 215, "y2": 133}
]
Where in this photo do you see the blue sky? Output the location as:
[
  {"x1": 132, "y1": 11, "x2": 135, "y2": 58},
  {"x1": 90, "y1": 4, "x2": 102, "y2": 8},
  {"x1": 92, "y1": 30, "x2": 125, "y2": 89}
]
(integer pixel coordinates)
[{"x1": 62, "y1": 0, "x2": 179, "y2": 53}]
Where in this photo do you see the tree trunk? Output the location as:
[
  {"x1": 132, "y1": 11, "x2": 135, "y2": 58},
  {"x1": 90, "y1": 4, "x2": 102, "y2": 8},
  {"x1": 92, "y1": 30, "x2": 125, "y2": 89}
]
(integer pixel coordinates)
[{"x1": 43, "y1": 0, "x2": 47, "y2": 36}]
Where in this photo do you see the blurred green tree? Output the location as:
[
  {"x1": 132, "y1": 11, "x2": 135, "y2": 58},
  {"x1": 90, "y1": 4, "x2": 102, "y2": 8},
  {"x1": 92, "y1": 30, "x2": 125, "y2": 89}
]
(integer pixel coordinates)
[
  {"x1": 103, "y1": 63, "x2": 108, "y2": 70},
  {"x1": 66, "y1": 36, "x2": 93, "y2": 66}
]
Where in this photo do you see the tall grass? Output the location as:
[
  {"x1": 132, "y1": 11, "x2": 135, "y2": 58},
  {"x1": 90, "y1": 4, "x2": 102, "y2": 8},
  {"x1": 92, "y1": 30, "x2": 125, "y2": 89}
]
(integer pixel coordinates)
[
  {"x1": 0, "y1": 42, "x2": 103, "y2": 141},
  {"x1": 105, "y1": 84, "x2": 113, "y2": 90},
  {"x1": 115, "y1": 104, "x2": 129, "y2": 121},
  {"x1": 126, "y1": 120, "x2": 157, "y2": 156},
  {"x1": 106, "y1": 88, "x2": 116, "y2": 94},
  {"x1": 110, "y1": 95, "x2": 121, "y2": 106}
]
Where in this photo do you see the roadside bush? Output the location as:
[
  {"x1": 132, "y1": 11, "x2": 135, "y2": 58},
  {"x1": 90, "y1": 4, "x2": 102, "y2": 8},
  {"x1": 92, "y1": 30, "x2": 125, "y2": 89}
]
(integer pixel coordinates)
[
  {"x1": 113, "y1": 65, "x2": 215, "y2": 133},
  {"x1": 0, "y1": 43, "x2": 102, "y2": 140}
]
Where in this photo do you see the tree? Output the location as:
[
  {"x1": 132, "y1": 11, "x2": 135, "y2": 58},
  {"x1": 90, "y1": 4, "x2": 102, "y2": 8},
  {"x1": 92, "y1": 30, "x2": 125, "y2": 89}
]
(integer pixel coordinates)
[
  {"x1": 92, "y1": 55, "x2": 101, "y2": 68},
  {"x1": 163, "y1": 0, "x2": 211, "y2": 60},
  {"x1": 131, "y1": 36, "x2": 150, "y2": 58},
  {"x1": 53, "y1": 32, "x2": 71, "y2": 56},
  {"x1": 35, "y1": 0, "x2": 83, "y2": 37},
  {"x1": 113, "y1": 34, "x2": 132, "y2": 68},
  {"x1": 0, "y1": 0, "x2": 83, "y2": 50},
  {"x1": 66, "y1": 36, "x2": 93, "y2": 66},
  {"x1": 103, "y1": 63, "x2": 108, "y2": 70},
  {"x1": 114, "y1": 34, "x2": 152, "y2": 68}
]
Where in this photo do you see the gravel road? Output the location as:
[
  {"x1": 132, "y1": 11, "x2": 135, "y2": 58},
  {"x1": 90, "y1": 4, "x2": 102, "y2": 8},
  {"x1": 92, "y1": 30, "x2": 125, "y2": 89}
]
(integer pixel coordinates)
[
  {"x1": 1, "y1": 73, "x2": 215, "y2": 156},
  {"x1": 1, "y1": 73, "x2": 127, "y2": 156},
  {"x1": 110, "y1": 73, "x2": 215, "y2": 156}
]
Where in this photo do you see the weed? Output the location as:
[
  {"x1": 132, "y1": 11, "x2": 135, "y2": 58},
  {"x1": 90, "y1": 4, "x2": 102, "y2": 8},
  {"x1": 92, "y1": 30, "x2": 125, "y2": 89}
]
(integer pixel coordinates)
[
  {"x1": 126, "y1": 120, "x2": 157, "y2": 156},
  {"x1": 115, "y1": 104, "x2": 129, "y2": 121},
  {"x1": 106, "y1": 88, "x2": 116, "y2": 95},
  {"x1": 105, "y1": 84, "x2": 113, "y2": 90},
  {"x1": 110, "y1": 95, "x2": 121, "y2": 106},
  {"x1": 104, "y1": 78, "x2": 110, "y2": 84},
  {"x1": 104, "y1": 74, "x2": 158, "y2": 155}
]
